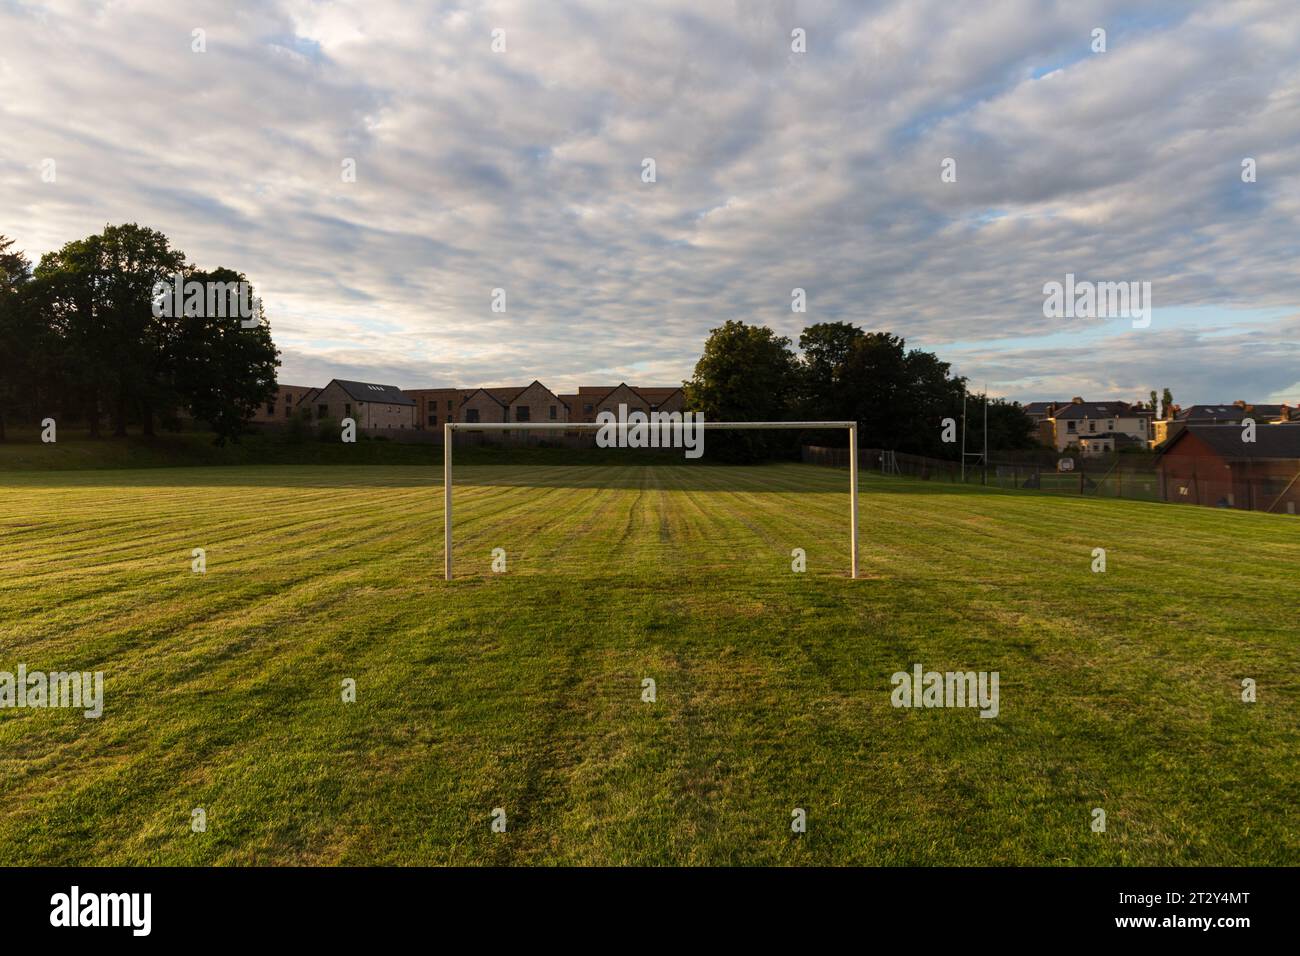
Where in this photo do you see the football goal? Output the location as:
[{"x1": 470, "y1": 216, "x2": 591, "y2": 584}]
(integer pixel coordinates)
[{"x1": 443, "y1": 420, "x2": 860, "y2": 580}]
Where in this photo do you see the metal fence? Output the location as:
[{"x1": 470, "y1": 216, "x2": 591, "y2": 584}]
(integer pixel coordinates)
[{"x1": 803, "y1": 446, "x2": 1300, "y2": 515}]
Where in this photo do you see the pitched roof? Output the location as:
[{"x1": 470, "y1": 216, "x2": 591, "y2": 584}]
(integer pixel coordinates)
[
  {"x1": 461, "y1": 381, "x2": 555, "y2": 407},
  {"x1": 1052, "y1": 401, "x2": 1135, "y2": 420},
  {"x1": 332, "y1": 379, "x2": 415, "y2": 406},
  {"x1": 1023, "y1": 401, "x2": 1066, "y2": 415},
  {"x1": 1177, "y1": 404, "x2": 1243, "y2": 421},
  {"x1": 1160, "y1": 424, "x2": 1300, "y2": 461},
  {"x1": 634, "y1": 387, "x2": 684, "y2": 405},
  {"x1": 484, "y1": 387, "x2": 527, "y2": 405}
]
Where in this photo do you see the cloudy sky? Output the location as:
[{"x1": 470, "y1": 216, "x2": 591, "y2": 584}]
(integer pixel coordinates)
[{"x1": 2, "y1": 0, "x2": 1298, "y2": 404}]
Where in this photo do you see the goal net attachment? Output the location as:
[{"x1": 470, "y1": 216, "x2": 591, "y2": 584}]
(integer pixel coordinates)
[{"x1": 443, "y1": 420, "x2": 859, "y2": 580}]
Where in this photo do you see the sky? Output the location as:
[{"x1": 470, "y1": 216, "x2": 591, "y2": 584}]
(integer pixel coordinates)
[{"x1": 1, "y1": 0, "x2": 1298, "y2": 405}]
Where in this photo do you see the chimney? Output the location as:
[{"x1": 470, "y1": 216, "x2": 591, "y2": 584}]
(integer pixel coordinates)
[{"x1": 1282, "y1": 403, "x2": 1292, "y2": 422}]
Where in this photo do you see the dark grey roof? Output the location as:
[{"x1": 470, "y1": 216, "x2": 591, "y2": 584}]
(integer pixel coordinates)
[
  {"x1": 1023, "y1": 401, "x2": 1066, "y2": 415},
  {"x1": 1177, "y1": 404, "x2": 1243, "y2": 421},
  {"x1": 1163, "y1": 424, "x2": 1300, "y2": 461},
  {"x1": 1052, "y1": 401, "x2": 1136, "y2": 420},
  {"x1": 332, "y1": 379, "x2": 416, "y2": 406}
]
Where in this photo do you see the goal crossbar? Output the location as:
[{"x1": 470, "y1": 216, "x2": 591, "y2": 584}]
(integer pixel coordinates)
[{"x1": 443, "y1": 421, "x2": 858, "y2": 579}]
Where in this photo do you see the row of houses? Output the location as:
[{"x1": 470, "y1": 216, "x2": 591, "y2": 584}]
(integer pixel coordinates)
[
  {"x1": 251, "y1": 379, "x2": 687, "y2": 433},
  {"x1": 1024, "y1": 397, "x2": 1297, "y2": 454}
]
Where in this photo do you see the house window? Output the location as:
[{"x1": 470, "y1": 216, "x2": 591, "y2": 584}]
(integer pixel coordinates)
[
  {"x1": 516, "y1": 406, "x2": 531, "y2": 421},
  {"x1": 266, "y1": 403, "x2": 275, "y2": 415},
  {"x1": 429, "y1": 413, "x2": 438, "y2": 426},
  {"x1": 583, "y1": 403, "x2": 593, "y2": 415},
  {"x1": 466, "y1": 408, "x2": 480, "y2": 423},
  {"x1": 318, "y1": 404, "x2": 328, "y2": 419},
  {"x1": 344, "y1": 403, "x2": 352, "y2": 417},
  {"x1": 549, "y1": 405, "x2": 557, "y2": 420},
  {"x1": 1067, "y1": 421, "x2": 1077, "y2": 433},
  {"x1": 447, "y1": 400, "x2": 454, "y2": 411},
  {"x1": 1107, "y1": 421, "x2": 1114, "y2": 430},
  {"x1": 1088, "y1": 421, "x2": 1096, "y2": 433},
  {"x1": 284, "y1": 405, "x2": 292, "y2": 418},
  {"x1": 651, "y1": 404, "x2": 659, "y2": 412}
]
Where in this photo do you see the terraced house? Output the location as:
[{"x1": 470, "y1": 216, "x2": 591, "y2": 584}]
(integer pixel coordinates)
[
  {"x1": 1039, "y1": 398, "x2": 1153, "y2": 453},
  {"x1": 261, "y1": 379, "x2": 686, "y2": 437},
  {"x1": 557, "y1": 384, "x2": 686, "y2": 424},
  {"x1": 250, "y1": 384, "x2": 317, "y2": 424}
]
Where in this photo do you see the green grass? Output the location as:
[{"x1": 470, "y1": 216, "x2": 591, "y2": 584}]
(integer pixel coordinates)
[
  {"x1": 0, "y1": 429, "x2": 683, "y2": 470},
  {"x1": 0, "y1": 463, "x2": 1296, "y2": 865}
]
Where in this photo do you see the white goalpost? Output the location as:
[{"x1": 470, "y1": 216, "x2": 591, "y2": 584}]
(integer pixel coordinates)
[{"x1": 443, "y1": 420, "x2": 859, "y2": 580}]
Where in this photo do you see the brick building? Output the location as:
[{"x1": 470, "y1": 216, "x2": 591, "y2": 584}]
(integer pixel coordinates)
[
  {"x1": 249, "y1": 384, "x2": 316, "y2": 424},
  {"x1": 556, "y1": 384, "x2": 685, "y2": 425},
  {"x1": 307, "y1": 379, "x2": 416, "y2": 429},
  {"x1": 1156, "y1": 423, "x2": 1300, "y2": 512}
]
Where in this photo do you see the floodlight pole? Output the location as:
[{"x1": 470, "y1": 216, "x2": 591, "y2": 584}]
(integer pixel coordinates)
[{"x1": 443, "y1": 420, "x2": 859, "y2": 581}]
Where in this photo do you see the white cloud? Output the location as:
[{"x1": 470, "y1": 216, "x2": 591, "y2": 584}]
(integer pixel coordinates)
[{"x1": 0, "y1": 0, "x2": 1296, "y2": 401}]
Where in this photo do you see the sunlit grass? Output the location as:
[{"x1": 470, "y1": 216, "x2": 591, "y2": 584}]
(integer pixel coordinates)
[{"x1": 0, "y1": 464, "x2": 1296, "y2": 864}]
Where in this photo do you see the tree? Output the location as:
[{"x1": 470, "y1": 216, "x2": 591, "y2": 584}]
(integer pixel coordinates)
[
  {"x1": 32, "y1": 224, "x2": 185, "y2": 437},
  {"x1": 812, "y1": 329, "x2": 962, "y2": 457},
  {"x1": 684, "y1": 320, "x2": 801, "y2": 460},
  {"x1": 980, "y1": 396, "x2": 1039, "y2": 452},
  {"x1": 0, "y1": 236, "x2": 34, "y2": 441},
  {"x1": 171, "y1": 268, "x2": 279, "y2": 444},
  {"x1": 1161, "y1": 387, "x2": 1174, "y2": 420},
  {"x1": 25, "y1": 225, "x2": 278, "y2": 442},
  {"x1": 798, "y1": 321, "x2": 864, "y2": 420}
]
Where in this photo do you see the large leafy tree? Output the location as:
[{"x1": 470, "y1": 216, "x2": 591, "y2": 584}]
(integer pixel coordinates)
[
  {"x1": 975, "y1": 395, "x2": 1039, "y2": 453},
  {"x1": 24, "y1": 224, "x2": 278, "y2": 442},
  {"x1": 798, "y1": 321, "x2": 864, "y2": 421},
  {"x1": 33, "y1": 224, "x2": 185, "y2": 437},
  {"x1": 796, "y1": 323, "x2": 1034, "y2": 457},
  {"x1": 684, "y1": 319, "x2": 802, "y2": 460},
  {"x1": 822, "y1": 330, "x2": 962, "y2": 456},
  {"x1": 0, "y1": 236, "x2": 34, "y2": 441},
  {"x1": 171, "y1": 267, "x2": 279, "y2": 444}
]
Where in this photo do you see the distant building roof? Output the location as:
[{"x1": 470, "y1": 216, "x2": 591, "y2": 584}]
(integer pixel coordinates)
[
  {"x1": 332, "y1": 380, "x2": 416, "y2": 406},
  {"x1": 1023, "y1": 401, "x2": 1066, "y2": 415},
  {"x1": 1052, "y1": 401, "x2": 1137, "y2": 420},
  {"x1": 634, "y1": 387, "x2": 684, "y2": 405},
  {"x1": 1160, "y1": 424, "x2": 1300, "y2": 461},
  {"x1": 1177, "y1": 404, "x2": 1243, "y2": 421}
]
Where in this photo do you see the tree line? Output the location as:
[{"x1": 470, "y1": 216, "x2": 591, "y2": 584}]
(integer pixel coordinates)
[
  {"x1": 682, "y1": 319, "x2": 1037, "y2": 461},
  {"x1": 2, "y1": 225, "x2": 1034, "y2": 458},
  {"x1": 0, "y1": 225, "x2": 279, "y2": 443}
]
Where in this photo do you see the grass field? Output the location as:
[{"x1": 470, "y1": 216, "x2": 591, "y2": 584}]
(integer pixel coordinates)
[{"x1": 1, "y1": 462, "x2": 1296, "y2": 865}]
